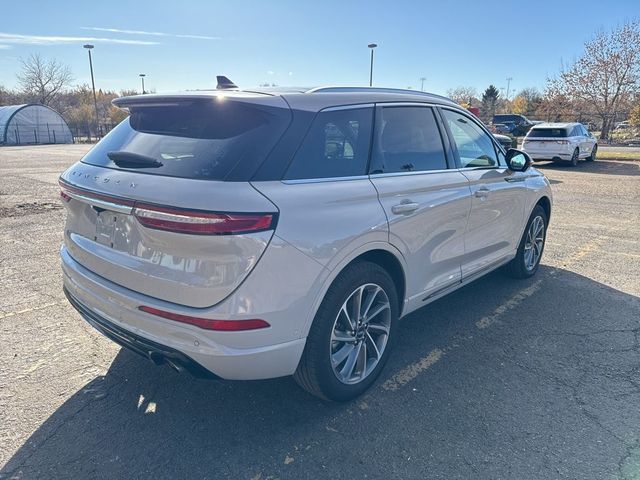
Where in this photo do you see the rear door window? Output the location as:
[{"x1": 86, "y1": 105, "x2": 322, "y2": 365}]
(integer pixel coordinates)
[
  {"x1": 284, "y1": 107, "x2": 373, "y2": 180},
  {"x1": 81, "y1": 100, "x2": 291, "y2": 181},
  {"x1": 370, "y1": 106, "x2": 448, "y2": 174}
]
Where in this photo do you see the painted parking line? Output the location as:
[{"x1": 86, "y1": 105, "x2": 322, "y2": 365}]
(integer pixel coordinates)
[
  {"x1": 382, "y1": 348, "x2": 444, "y2": 391},
  {"x1": 0, "y1": 302, "x2": 60, "y2": 320},
  {"x1": 475, "y1": 279, "x2": 543, "y2": 330}
]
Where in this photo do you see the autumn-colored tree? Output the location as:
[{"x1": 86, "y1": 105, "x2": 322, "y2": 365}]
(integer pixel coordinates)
[
  {"x1": 510, "y1": 96, "x2": 527, "y2": 114},
  {"x1": 547, "y1": 20, "x2": 640, "y2": 139},
  {"x1": 629, "y1": 104, "x2": 640, "y2": 128}
]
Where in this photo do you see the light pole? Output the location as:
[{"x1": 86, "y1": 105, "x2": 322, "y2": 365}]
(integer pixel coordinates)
[
  {"x1": 139, "y1": 73, "x2": 146, "y2": 94},
  {"x1": 83, "y1": 44, "x2": 99, "y2": 137},
  {"x1": 368, "y1": 43, "x2": 377, "y2": 87},
  {"x1": 505, "y1": 77, "x2": 513, "y2": 100},
  {"x1": 420, "y1": 77, "x2": 426, "y2": 92}
]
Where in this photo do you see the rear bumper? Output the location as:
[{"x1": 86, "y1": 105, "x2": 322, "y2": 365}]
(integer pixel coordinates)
[
  {"x1": 65, "y1": 287, "x2": 218, "y2": 379},
  {"x1": 527, "y1": 152, "x2": 573, "y2": 161},
  {"x1": 61, "y1": 245, "x2": 308, "y2": 380}
]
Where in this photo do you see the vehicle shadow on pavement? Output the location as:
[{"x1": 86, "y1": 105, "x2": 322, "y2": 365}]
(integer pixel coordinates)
[
  {"x1": 2, "y1": 266, "x2": 639, "y2": 480},
  {"x1": 535, "y1": 159, "x2": 640, "y2": 176}
]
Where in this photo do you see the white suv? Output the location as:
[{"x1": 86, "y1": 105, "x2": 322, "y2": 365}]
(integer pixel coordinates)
[
  {"x1": 522, "y1": 122, "x2": 598, "y2": 166},
  {"x1": 60, "y1": 86, "x2": 552, "y2": 400}
]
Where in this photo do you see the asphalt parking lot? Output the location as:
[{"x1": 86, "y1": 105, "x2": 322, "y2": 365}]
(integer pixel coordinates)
[{"x1": 0, "y1": 145, "x2": 638, "y2": 480}]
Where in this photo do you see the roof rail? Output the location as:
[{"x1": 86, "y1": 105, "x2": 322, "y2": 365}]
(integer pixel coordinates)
[{"x1": 306, "y1": 86, "x2": 454, "y2": 102}]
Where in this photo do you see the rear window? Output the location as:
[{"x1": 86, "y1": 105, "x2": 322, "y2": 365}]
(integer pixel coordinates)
[
  {"x1": 81, "y1": 100, "x2": 291, "y2": 181},
  {"x1": 493, "y1": 115, "x2": 517, "y2": 123},
  {"x1": 528, "y1": 128, "x2": 568, "y2": 138}
]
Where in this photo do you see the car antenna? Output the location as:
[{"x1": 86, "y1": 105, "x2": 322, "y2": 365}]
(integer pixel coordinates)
[{"x1": 216, "y1": 76, "x2": 238, "y2": 90}]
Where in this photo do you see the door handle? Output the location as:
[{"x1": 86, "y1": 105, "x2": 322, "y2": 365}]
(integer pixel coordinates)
[
  {"x1": 505, "y1": 176, "x2": 526, "y2": 183},
  {"x1": 474, "y1": 187, "x2": 490, "y2": 198},
  {"x1": 391, "y1": 201, "x2": 419, "y2": 215}
]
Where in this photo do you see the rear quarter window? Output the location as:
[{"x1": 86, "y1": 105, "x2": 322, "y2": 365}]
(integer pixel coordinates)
[{"x1": 283, "y1": 107, "x2": 373, "y2": 180}]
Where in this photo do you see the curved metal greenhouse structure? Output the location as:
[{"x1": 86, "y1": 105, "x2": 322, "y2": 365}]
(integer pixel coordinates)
[{"x1": 0, "y1": 104, "x2": 73, "y2": 145}]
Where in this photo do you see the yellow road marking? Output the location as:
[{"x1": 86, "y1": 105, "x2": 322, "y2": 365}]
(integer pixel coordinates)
[
  {"x1": 0, "y1": 302, "x2": 60, "y2": 319},
  {"x1": 476, "y1": 280, "x2": 543, "y2": 330},
  {"x1": 382, "y1": 348, "x2": 444, "y2": 391},
  {"x1": 561, "y1": 239, "x2": 602, "y2": 268}
]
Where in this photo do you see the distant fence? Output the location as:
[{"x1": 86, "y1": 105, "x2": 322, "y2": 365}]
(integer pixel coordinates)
[
  {"x1": 511, "y1": 111, "x2": 632, "y2": 131},
  {"x1": 3, "y1": 121, "x2": 73, "y2": 145},
  {"x1": 69, "y1": 123, "x2": 118, "y2": 143}
]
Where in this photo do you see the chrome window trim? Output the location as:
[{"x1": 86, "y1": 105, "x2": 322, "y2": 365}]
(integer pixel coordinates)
[
  {"x1": 321, "y1": 103, "x2": 375, "y2": 112},
  {"x1": 369, "y1": 168, "x2": 452, "y2": 179},
  {"x1": 373, "y1": 101, "x2": 441, "y2": 108},
  {"x1": 282, "y1": 175, "x2": 370, "y2": 185}
]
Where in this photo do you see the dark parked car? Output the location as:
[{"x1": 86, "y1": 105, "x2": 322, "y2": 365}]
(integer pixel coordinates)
[
  {"x1": 493, "y1": 133, "x2": 515, "y2": 151},
  {"x1": 492, "y1": 114, "x2": 534, "y2": 136}
]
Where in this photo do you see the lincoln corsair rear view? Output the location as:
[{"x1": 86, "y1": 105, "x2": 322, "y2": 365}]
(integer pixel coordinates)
[{"x1": 60, "y1": 86, "x2": 552, "y2": 401}]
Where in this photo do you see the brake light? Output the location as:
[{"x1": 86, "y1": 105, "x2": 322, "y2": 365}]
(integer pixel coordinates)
[
  {"x1": 59, "y1": 180, "x2": 276, "y2": 236},
  {"x1": 138, "y1": 306, "x2": 270, "y2": 331},
  {"x1": 133, "y1": 204, "x2": 275, "y2": 235}
]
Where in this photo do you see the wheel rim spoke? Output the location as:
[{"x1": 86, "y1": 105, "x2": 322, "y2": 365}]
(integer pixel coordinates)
[
  {"x1": 366, "y1": 331, "x2": 381, "y2": 360},
  {"x1": 332, "y1": 343, "x2": 354, "y2": 365},
  {"x1": 365, "y1": 303, "x2": 389, "y2": 323},
  {"x1": 356, "y1": 341, "x2": 367, "y2": 379},
  {"x1": 332, "y1": 330, "x2": 354, "y2": 343},
  {"x1": 351, "y1": 286, "x2": 364, "y2": 323},
  {"x1": 340, "y1": 305, "x2": 355, "y2": 331},
  {"x1": 367, "y1": 323, "x2": 389, "y2": 335},
  {"x1": 361, "y1": 286, "x2": 381, "y2": 319},
  {"x1": 340, "y1": 342, "x2": 361, "y2": 379}
]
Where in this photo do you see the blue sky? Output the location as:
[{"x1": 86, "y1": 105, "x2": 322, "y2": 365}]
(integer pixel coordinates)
[{"x1": 0, "y1": 0, "x2": 637, "y2": 97}]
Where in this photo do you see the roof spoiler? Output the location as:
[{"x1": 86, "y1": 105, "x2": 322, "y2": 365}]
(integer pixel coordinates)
[{"x1": 216, "y1": 76, "x2": 238, "y2": 90}]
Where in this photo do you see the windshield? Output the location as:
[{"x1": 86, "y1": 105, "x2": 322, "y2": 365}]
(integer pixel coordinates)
[{"x1": 81, "y1": 100, "x2": 291, "y2": 181}]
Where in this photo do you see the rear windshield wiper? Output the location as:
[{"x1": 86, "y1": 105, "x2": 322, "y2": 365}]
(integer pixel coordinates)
[{"x1": 107, "y1": 151, "x2": 163, "y2": 168}]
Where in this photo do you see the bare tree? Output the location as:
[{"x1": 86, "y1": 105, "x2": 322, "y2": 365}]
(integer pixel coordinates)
[
  {"x1": 17, "y1": 54, "x2": 73, "y2": 107},
  {"x1": 446, "y1": 86, "x2": 478, "y2": 105},
  {"x1": 547, "y1": 20, "x2": 640, "y2": 139}
]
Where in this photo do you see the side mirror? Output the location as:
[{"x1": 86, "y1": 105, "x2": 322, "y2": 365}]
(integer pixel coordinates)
[{"x1": 506, "y1": 149, "x2": 532, "y2": 172}]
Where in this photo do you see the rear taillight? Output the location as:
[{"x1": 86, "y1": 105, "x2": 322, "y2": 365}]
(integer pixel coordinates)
[
  {"x1": 59, "y1": 180, "x2": 276, "y2": 235},
  {"x1": 138, "y1": 306, "x2": 270, "y2": 331},
  {"x1": 133, "y1": 204, "x2": 275, "y2": 235}
]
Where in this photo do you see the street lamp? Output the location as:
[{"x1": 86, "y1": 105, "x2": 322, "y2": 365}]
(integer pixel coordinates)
[
  {"x1": 83, "y1": 44, "x2": 99, "y2": 137},
  {"x1": 139, "y1": 73, "x2": 146, "y2": 94},
  {"x1": 420, "y1": 77, "x2": 426, "y2": 92},
  {"x1": 368, "y1": 43, "x2": 377, "y2": 87}
]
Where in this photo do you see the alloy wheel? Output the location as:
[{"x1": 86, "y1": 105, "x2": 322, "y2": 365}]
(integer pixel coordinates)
[
  {"x1": 524, "y1": 215, "x2": 545, "y2": 271},
  {"x1": 330, "y1": 283, "x2": 391, "y2": 385}
]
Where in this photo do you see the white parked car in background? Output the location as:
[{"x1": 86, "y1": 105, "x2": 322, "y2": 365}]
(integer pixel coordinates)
[{"x1": 522, "y1": 122, "x2": 598, "y2": 167}]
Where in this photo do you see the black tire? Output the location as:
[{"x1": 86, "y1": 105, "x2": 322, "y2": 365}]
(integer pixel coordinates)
[
  {"x1": 569, "y1": 148, "x2": 579, "y2": 167},
  {"x1": 504, "y1": 205, "x2": 548, "y2": 279},
  {"x1": 294, "y1": 261, "x2": 399, "y2": 401},
  {"x1": 586, "y1": 144, "x2": 597, "y2": 162}
]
